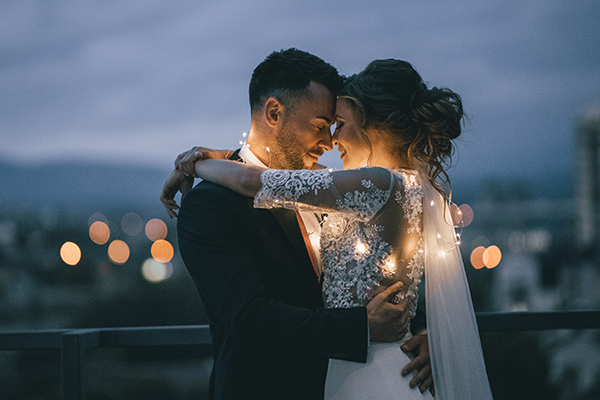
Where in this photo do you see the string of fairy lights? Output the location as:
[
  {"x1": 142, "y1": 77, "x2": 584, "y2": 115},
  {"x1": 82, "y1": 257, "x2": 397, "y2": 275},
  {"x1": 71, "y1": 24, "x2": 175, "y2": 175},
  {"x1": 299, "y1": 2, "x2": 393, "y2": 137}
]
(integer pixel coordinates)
[{"x1": 235, "y1": 131, "x2": 502, "y2": 269}]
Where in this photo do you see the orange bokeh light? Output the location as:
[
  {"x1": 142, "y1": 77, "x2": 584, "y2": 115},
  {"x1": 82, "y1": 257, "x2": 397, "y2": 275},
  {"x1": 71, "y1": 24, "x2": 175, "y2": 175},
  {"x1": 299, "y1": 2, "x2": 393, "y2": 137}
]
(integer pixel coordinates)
[
  {"x1": 151, "y1": 239, "x2": 174, "y2": 263},
  {"x1": 483, "y1": 245, "x2": 502, "y2": 269},
  {"x1": 145, "y1": 218, "x2": 168, "y2": 242},
  {"x1": 60, "y1": 242, "x2": 81, "y2": 266},
  {"x1": 89, "y1": 221, "x2": 110, "y2": 245},
  {"x1": 470, "y1": 246, "x2": 486, "y2": 269},
  {"x1": 108, "y1": 240, "x2": 130, "y2": 264}
]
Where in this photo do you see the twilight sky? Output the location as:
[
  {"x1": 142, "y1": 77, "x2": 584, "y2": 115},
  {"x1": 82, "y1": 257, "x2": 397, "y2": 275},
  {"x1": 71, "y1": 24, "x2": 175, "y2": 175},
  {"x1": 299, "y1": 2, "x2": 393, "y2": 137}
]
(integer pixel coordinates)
[{"x1": 1, "y1": 0, "x2": 600, "y2": 192}]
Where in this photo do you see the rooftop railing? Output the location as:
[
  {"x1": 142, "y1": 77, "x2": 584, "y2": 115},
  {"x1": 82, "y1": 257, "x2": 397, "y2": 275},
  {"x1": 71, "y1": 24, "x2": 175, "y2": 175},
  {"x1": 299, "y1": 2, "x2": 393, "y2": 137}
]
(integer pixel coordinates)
[{"x1": 1, "y1": 311, "x2": 599, "y2": 400}]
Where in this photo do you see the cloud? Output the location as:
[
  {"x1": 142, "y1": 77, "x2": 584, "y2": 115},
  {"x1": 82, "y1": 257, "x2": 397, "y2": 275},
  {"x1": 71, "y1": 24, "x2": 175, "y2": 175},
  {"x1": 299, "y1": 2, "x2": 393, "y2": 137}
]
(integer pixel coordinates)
[{"x1": 0, "y1": 0, "x2": 599, "y2": 188}]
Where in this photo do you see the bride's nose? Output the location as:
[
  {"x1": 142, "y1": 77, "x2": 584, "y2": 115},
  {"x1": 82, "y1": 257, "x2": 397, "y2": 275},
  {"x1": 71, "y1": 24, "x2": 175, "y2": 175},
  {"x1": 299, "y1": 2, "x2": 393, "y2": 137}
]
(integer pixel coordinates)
[{"x1": 332, "y1": 129, "x2": 339, "y2": 145}]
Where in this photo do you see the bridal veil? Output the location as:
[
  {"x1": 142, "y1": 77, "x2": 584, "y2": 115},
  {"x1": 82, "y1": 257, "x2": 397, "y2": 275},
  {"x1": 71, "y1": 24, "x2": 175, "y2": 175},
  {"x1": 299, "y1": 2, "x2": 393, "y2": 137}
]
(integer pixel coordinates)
[{"x1": 419, "y1": 168, "x2": 494, "y2": 400}]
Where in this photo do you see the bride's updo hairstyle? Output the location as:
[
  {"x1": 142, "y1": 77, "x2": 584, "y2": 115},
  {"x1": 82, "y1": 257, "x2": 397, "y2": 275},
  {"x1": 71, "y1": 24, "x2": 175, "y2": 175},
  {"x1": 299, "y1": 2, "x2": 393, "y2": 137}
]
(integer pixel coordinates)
[{"x1": 339, "y1": 59, "x2": 463, "y2": 193}]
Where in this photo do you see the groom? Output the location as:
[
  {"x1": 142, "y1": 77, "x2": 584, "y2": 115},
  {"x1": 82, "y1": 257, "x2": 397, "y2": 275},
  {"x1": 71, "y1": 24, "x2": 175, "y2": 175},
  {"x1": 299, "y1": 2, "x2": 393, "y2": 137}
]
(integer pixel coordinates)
[{"x1": 168, "y1": 49, "x2": 432, "y2": 400}]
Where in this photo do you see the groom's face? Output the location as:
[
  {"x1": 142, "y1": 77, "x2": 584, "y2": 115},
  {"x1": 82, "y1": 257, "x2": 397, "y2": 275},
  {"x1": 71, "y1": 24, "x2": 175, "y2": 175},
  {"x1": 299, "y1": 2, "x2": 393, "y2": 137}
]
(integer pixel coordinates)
[{"x1": 270, "y1": 81, "x2": 335, "y2": 170}]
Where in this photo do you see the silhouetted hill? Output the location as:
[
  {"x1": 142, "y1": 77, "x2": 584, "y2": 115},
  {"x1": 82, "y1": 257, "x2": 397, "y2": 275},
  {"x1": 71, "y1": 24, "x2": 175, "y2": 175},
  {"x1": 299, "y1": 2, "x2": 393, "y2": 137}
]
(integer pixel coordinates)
[
  {"x1": 0, "y1": 160, "x2": 575, "y2": 214},
  {"x1": 0, "y1": 161, "x2": 172, "y2": 212}
]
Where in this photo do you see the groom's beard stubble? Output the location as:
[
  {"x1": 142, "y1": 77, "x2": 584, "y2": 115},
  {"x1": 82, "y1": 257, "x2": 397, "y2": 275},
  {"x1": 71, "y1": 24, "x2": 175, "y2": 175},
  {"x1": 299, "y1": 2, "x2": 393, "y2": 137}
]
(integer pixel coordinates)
[{"x1": 271, "y1": 124, "x2": 322, "y2": 170}]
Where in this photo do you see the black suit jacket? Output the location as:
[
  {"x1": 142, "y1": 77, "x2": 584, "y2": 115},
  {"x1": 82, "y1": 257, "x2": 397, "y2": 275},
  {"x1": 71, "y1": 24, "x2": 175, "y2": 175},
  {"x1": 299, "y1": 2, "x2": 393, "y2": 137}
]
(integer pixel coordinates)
[{"x1": 177, "y1": 176, "x2": 368, "y2": 399}]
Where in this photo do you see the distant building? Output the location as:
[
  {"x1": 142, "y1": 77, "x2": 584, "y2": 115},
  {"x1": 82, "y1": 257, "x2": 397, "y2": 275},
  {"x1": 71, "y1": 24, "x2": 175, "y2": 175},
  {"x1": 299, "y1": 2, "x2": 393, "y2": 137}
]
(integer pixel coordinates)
[{"x1": 575, "y1": 102, "x2": 600, "y2": 250}]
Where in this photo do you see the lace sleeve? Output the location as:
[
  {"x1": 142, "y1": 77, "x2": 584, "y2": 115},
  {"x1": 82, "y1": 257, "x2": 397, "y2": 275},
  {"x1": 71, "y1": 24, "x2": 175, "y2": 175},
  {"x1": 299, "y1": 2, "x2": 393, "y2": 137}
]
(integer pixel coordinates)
[{"x1": 254, "y1": 167, "x2": 395, "y2": 218}]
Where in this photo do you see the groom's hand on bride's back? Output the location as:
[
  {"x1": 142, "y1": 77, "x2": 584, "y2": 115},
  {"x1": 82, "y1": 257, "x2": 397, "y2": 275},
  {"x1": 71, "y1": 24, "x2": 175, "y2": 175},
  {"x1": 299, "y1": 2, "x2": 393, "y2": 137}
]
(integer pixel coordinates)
[{"x1": 366, "y1": 282, "x2": 410, "y2": 342}]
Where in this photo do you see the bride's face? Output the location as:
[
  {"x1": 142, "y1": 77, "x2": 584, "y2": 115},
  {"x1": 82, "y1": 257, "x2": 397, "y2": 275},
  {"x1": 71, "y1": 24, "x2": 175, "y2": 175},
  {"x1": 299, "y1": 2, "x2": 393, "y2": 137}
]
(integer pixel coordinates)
[{"x1": 333, "y1": 99, "x2": 371, "y2": 170}]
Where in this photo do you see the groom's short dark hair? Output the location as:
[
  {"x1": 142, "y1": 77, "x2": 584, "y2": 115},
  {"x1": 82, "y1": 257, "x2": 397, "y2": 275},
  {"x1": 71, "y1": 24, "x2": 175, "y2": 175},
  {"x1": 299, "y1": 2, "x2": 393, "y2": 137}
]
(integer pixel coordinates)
[{"x1": 249, "y1": 48, "x2": 344, "y2": 114}]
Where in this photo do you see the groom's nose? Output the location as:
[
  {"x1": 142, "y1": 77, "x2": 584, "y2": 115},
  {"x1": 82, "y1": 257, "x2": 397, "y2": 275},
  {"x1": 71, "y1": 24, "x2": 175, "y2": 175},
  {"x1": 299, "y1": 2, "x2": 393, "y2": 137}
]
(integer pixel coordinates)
[{"x1": 317, "y1": 126, "x2": 333, "y2": 152}]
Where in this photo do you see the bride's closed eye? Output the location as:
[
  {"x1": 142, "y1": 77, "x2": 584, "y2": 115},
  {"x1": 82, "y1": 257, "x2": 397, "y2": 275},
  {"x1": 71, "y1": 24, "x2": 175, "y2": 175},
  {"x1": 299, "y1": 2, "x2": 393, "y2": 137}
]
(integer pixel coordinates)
[{"x1": 334, "y1": 121, "x2": 344, "y2": 131}]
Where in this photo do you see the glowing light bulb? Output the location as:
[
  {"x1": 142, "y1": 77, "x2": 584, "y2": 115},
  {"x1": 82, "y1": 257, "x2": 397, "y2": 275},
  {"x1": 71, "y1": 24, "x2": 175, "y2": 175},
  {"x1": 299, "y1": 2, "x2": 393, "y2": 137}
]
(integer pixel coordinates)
[
  {"x1": 356, "y1": 242, "x2": 367, "y2": 254},
  {"x1": 383, "y1": 258, "x2": 396, "y2": 275},
  {"x1": 265, "y1": 147, "x2": 270, "y2": 152},
  {"x1": 430, "y1": 201, "x2": 435, "y2": 206},
  {"x1": 440, "y1": 251, "x2": 446, "y2": 257},
  {"x1": 242, "y1": 132, "x2": 247, "y2": 138},
  {"x1": 437, "y1": 233, "x2": 441, "y2": 239}
]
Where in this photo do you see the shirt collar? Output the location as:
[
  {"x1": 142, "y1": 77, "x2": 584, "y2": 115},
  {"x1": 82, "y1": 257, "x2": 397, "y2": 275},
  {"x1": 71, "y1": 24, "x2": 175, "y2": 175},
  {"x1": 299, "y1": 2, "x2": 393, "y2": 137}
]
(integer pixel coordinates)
[{"x1": 239, "y1": 143, "x2": 268, "y2": 168}]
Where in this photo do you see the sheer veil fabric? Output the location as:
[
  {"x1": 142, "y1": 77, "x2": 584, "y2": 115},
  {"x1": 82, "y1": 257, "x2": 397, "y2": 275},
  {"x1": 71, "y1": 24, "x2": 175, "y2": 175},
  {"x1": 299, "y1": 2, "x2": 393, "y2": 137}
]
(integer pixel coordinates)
[{"x1": 419, "y1": 168, "x2": 494, "y2": 400}]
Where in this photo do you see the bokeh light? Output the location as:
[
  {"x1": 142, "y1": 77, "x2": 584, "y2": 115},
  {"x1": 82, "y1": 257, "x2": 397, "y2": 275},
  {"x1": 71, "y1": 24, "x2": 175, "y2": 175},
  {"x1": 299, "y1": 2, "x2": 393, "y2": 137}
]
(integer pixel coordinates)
[
  {"x1": 145, "y1": 218, "x2": 168, "y2": 242},
  {"x1": 483, "y1": 245, "x2": 502, "y2": 269},
  {"x1": 121, "y1": 212, "x2": 144, "y2": 236},
  {"x1": 451, "y1": 203, "x2": 474, "y2": 227},
  {"x1": 89, "y1": 221, "x2": 110, "y2": 245},
  {"x1": 470, "y1": 246, "x2": 486, "y2": 269},
  {"x1": 88, "y1": 212, "x2": 108, "y2": 226},
  {"x1": 151, "y1": 239, "x2": 174, "y2": 263},
  {"x1": 141, "y1": 258, "x2": 173, "y2": 283},
  {"x1": 108, "y1": 240, "x2": 130, "y2": 264},
  {"x1": 451, "y1": 204, "x2": 462, "y2": 226},
  {"x1": 60, "y1": 242, "x2": 81, "y2": 266},
  {"x1": 471, "y1": 244, "x2": 503, "y2": 269},
  {"x1": 458, "y1": 204, "x2": 474, "y2": 227}
]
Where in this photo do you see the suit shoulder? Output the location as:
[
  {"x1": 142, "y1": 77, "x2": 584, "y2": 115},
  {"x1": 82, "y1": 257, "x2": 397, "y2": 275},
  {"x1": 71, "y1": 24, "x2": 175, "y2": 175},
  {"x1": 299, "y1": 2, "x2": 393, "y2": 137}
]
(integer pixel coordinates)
[{"x1": 181, "y1": 180, "x2": 248, "y2": 209}]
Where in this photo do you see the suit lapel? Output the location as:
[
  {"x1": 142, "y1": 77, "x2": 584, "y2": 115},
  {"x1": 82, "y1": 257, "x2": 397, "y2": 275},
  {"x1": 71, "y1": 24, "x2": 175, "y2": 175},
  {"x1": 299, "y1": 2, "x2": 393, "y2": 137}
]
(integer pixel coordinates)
[
  {"x1": 231, "y1": 148, "x2": 315, "y2": 276},
  {"x1": 268, "y1": 208, "x2": 313, "y2": 269}
]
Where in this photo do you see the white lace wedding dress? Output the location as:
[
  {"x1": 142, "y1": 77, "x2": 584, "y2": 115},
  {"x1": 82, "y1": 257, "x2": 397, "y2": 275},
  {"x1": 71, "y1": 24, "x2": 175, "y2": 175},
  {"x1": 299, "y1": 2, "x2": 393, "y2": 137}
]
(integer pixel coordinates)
[{"x1": 255, "y1": 166, "x2": 494, "y2": 400}]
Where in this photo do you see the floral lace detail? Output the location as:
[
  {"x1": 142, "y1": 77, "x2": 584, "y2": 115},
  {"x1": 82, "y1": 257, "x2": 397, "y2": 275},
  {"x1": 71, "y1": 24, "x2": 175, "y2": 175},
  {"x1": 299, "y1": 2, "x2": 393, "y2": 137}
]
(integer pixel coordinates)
[
  {"x1": 321, "y1": 214, "x2": 393, "y2": 307},
  {"x1": 395, "y1": 171, "x2": 423, "y2": 234},
  {"x1": 336, "y1": 179, "x2": 392, "y2": 220},
  {"x1": 323, "y1": 170, "x2": 425, "y2": 315},
  {"x1": 253, "y1": 166, "x2": 425, "y2": 318},
  {"x1": 394, "y1": 238, "x2": 425, "y2": 318},
  {"x1": 254, "y1": 169, "x2": 333, "y2": 209},
  {"x1": 391, "y1": 170, "x2": 425, "y2": 317}
]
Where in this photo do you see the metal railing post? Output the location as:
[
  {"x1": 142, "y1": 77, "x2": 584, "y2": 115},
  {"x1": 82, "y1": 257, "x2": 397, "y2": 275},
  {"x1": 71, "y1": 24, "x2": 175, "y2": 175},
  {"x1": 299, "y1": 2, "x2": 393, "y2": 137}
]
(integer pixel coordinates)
[{"x1": 61, "y1": 329, "x2": 100, "y2": 400}]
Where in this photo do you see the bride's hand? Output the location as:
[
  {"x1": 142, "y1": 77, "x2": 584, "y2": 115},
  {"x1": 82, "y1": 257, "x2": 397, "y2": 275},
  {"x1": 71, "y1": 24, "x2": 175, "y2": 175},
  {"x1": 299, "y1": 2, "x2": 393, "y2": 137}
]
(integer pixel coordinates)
[
  {"x1": 175, "y1": 146, "x2": 230, "y2": 177},
  {"x1": 401, "y1": 333, "x2": 434, "y2": 395},
  {"x1": 160, "y1": 169, "x2": 194, "y2": 218}
]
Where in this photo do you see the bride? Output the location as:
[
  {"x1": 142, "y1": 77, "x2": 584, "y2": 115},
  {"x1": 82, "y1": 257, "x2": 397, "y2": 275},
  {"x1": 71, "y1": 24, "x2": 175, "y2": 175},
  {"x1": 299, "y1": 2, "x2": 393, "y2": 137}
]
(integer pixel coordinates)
[{"x1": 163, "y1": 59, "x2": 493, "y2": 400}]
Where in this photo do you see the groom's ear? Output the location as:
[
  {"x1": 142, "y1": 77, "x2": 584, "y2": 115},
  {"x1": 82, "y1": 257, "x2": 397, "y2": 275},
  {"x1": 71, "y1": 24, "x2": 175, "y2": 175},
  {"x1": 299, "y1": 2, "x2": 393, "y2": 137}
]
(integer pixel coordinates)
[{"x1": 264, "y1": 97, "x2": 284, "y2": 128}]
